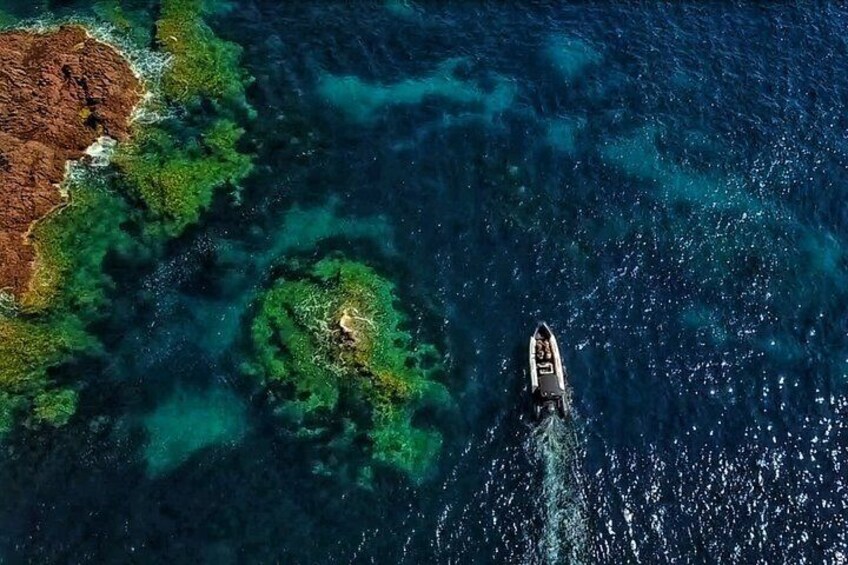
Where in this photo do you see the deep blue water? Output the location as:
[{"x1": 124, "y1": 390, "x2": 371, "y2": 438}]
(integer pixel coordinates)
[{"x1": 2, "y1": 2, "x2": 848, "y2": 563}]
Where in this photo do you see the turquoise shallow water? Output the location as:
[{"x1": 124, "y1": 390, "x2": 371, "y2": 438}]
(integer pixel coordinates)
[{"x1": 2, "y1": 2, "x2": 848, "y2": 563}]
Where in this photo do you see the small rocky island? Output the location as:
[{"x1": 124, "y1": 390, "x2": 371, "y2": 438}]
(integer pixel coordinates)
[
  {"x1": 247, "y1": 258, "x2": 452, "y2": 482},
  {"x1": 0, "y1": 25, "x2": 142, "y2": 299}
]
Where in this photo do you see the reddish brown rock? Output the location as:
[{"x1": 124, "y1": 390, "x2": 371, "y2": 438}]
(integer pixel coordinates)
[{"x1": 0, "y1": 25, "x2": 142, "y2": 299}]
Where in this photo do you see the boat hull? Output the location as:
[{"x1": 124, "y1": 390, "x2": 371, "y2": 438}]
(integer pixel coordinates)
[{"x1": 529, "y1": 323, "x2": 569, "y2": 419}]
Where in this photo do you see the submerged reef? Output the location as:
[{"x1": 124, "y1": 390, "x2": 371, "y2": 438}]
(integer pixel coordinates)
[
  {"x1": 143, "y1": 385, "x2": 249, "y2": 476},
  {"x1": 0, "y1": 2, "x2": 254, "y2": 437},
  {"x1": 317, "y1": 57, "x2": 515, "y2": 124},
  {"x1": 247, "y1": 258, "x2": 450, "y2": 482},
  {"x1": 545, "y1": 33, "x2": 602, "y2": 83},
  {"x1": 602, "y1": 124, "x2": 848, "y2": 381}
]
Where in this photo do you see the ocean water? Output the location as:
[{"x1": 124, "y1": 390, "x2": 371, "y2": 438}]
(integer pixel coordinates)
[{"x1": 2, "y1": 2, "x2": 848, "y2": 563}]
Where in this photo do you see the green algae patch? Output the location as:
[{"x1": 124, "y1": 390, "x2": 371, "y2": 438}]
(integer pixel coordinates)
[
  {"x1": 113, "y1": 0, "x2": 255, "y2": 239},
  {"x1": 33, "y1": 388, "x2": 79, "y2": 427},
  {"x1": 156, "y1": 0, "x2": 248, "y2": 106},
  {"x1": 247, "y1": 258, "x2": 450, "y2": 482},
  {"x1": 0, "y1": 392, "x2": 24, "y2": 436},
  {"x1": 115, "y1": 120, "x2": 252, "y2": 236},
  {"x1": 142, "y1": 385, "x2": 249, "y2": 476},
  {"x1": 191, "y1": 198, "x2": 394, "y2": 353},
  {"x1": 0, "y1": 317, "x2": 89, "y2": 394},
  {"x1": 370, "y1": 409, "x2": 442, "y2": 479},
  {"x1": 91, "y1": 1, "x2": 157, "y2": 48},
  {"x1": 0, "y1": 10, "x2": 16, "y2": 28},
  {"x1": 23, "y1": 174, "x2": 134, "y2": 315},
  {"x1": 0, "y1": 315, "x2": 91, "y2": 435}
]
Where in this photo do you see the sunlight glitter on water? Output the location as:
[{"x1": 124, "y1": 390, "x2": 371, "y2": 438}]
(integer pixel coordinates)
[{"x1": 1, "y1": 2, "x2": 847, "y2": 562}]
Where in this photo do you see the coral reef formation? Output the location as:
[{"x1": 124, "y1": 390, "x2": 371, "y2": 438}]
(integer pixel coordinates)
[
  {"x1": 0, "y1": 25, "x2": 142, "y2": 299},
  {"x1": 247, "y1": 258, "x2": 450, "y2": 481}
]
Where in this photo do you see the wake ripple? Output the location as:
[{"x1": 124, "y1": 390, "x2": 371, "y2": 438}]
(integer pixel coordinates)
[{"x1": 530, "y1": 414, "x2": 589, "y2": 565}]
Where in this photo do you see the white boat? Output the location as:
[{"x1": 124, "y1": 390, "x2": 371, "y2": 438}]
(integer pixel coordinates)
[{"x1": 529, "y1": 322, "x2": 569, "y2": 419}]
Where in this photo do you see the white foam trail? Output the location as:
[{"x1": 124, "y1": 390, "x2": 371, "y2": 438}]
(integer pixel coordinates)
[{"x1": 530, "y1": 414, "x2": 589, "y2": 565}]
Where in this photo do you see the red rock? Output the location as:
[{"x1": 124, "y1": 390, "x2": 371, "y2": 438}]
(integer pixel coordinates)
[{"x1": 0, "y1": 25, "x2": 142, "y2": 299}]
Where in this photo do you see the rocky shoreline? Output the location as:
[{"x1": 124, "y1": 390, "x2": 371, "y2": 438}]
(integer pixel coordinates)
[{"x1": 0, "y1": 25, "x2": 142, "y2": 300}]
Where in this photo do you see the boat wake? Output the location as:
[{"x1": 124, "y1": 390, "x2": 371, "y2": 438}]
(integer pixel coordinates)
[{"x1": 530, "y1": 414, "x2": 589, "y2": 565}]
